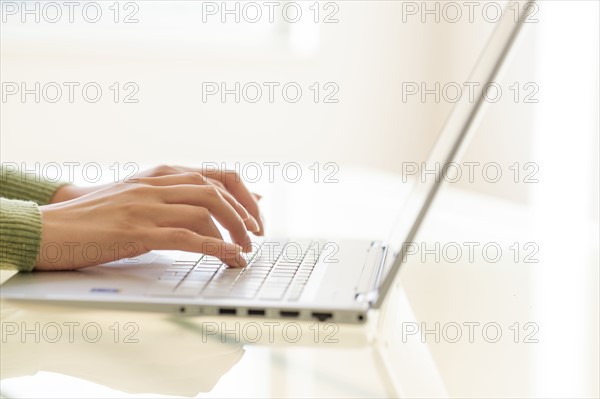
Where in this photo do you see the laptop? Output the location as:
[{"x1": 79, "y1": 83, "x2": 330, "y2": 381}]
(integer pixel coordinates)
[{"x1": 0, "y1": 1, "x2": 533, "y2": 324}]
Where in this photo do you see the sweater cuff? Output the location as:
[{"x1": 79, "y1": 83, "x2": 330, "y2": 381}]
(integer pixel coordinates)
[
  {"x1": 23, "y1": 179, "x2": 68, "y2": 206},
  {"x1": 1, "y1": 164, "x2": 69, "y2": 205},
  {"x1": 2, "y1": 177, "x2": 67, "y2": 206},
  {"x1": 0, "y1": 198, "x2": 42, "y2": 272}
]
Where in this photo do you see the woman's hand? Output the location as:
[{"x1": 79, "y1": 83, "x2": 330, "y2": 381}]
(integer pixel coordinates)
[
  {"x1": 50, "y1": 164, "x2": 264, "y2": 235},
  {"x1": 37, "y1": 172, "x2": 258, "y2": 270}
]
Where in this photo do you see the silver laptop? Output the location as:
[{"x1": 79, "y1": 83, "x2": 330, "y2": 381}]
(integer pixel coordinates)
[{"x1": 0, "y1": 2, "x2": 532, "y2": 324}]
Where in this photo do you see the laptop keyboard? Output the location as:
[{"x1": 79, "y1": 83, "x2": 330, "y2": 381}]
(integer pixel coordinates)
[{"x1": 149, "y1": 239, "x2": 324, "y2": 301}]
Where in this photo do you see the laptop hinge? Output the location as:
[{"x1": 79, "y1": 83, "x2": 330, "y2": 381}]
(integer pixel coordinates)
[{"x1": 354, "y1": 241, "x2": 388, "y2": 304}]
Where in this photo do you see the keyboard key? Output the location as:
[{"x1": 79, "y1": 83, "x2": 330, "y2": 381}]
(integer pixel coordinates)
[
  {"x1": 277, "y1": 261, "x2": 301, "y2": 266},
  {"x1": 265, "y1": 276, "x2": 293, "y2": 283},
  {"x1": 158, "y1": 276, "x2": 184, "y2": 282},
  {"x1": 215, "y1": 267, "x2": 239, "y2": 274},
  {"x1": 270, "y1": 270, "x2": 296, "y2": 275},
  {"x1": 287, "y1": 287, "x2": 304, "y2": 301},
  {"x1": 220, "y1": 271, "x2": 236, "y2": 276},
  {"x1": 195, "y1": 264, "x2": 220, "y2": 269},
  {"x1": 246, "y1": 266, "x2": 270, "y2": 272},
  {"x1": 200, "y1": 256, "x2": 223, "y2": 265},
  {"x1": 192, "y1": 270, "x2": 218, "y2": 276},
  {"x1": 229, "y1": 291, "x2": 258, "y2": 299},
  {"x1": 176, "y1": 253, "x2": 203, "y2": 262},
  {"x1": 251, "y1": 262, "x2": 276, "y2": 267},
  {"x1": 230, "y1": 286, "x2": 259, "y2": 295},
  {"x1": 273, "y1": 265, "x2": 299, "y2": 271},
  {"x1": 246, "y1": 276, "x2": 270, "y2": 282},
  {"x1": 179, "y1": 280, "x2": 206, "y2": 289},
  {"x1": 169, "y1": 264, "x2": 196, "y2": 270},
  {"x1": 259, "y1": 291, "x2": 285, "y2": 300},
  {"x1": 202, "y1": 291, "x2": 231, "y2": 298},
  {"x1": 233, "y1": 284, "x2": 263, "y2": 292}
]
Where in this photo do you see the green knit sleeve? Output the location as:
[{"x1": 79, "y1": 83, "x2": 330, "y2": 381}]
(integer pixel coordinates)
[
  {"x1": 0, "y1": 198, "x2": 42, "y2": 272},
  {"x1": 0, "y1": 163, "x2": 68, "y2": 205}
]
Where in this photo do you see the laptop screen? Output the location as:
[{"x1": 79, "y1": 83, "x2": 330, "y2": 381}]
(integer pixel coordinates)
[{"x1": 376, "y1": 1, "x2": 534, "y2": 306}]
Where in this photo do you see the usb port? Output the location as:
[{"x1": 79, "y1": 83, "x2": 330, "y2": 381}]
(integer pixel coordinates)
[
  {"x1": 219, "y1": 308, "x2": 236, "y2": 315},
  {"x1": 280, "y1": 310, "x2": 300, "y2": 318},
  {"x1": 312, "y1": 312, "x2": 333, "y2": 321},
  {"x1": 248, "y1": 309, "x2": 265, "y2": 316}
]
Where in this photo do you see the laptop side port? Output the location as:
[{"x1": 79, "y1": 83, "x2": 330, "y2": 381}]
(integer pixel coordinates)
[
  {"x1": 219, "y1": 308, "x2": 237, "y2": 315},
  {"x1": 280, "y1": 310, "x2": 300, "y2": 318},
  {"x1": 312, "y1": 312, "x2": 333, "y2": 322},
  {"x1": 248, "y1": 309, "x2": 265, "y2": 316}
]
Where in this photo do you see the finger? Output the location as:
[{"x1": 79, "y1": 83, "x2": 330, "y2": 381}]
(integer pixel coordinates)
[
  {"x1": 207, "y1": 178, "x2": 225, "y2": 190},
  {"x1": 205, "y1": 177, "x2": 260, "y2": 233},
  {"x1": 150, "y1": 204, "x2": 223, "y2": 241},
  {"x1": 204, "y1": 182, "x2": 259, "y2": 233},
  {"x1": 144, "y1": 229, "x2": 246, "y2": 267},
  {"x1": 157, "y1": 185, "x2": 252, "y2": 252},
  {"x1": 135, "y1": 173, "x2": 260, "y2": 234},
  {"x1": 198, "y1": 169, "x2": 265, "y2": 236},
  {"x1": 143, "y1": 167, "x2": 265, "y2": 235},
  {"x1": 253, "y1": 193, "x2": 263, "y2": 201}
]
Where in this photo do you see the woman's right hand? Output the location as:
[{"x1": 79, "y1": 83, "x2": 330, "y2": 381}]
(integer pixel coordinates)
[{"x1": 36, "y1": 173, "x2": 255, "y2": 271}]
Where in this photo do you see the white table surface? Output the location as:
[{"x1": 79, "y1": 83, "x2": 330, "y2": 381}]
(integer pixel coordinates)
[{"x1": 1, "y1": 167, "x2": 598, "y2": 398}]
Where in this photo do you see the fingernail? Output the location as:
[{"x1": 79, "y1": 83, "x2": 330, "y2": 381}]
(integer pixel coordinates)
[
  {"x1": 248, "y1": 216, "x2": 260, "y2": 233},
  {"x1": 244, "y1": 235, "x2": 252, "y2": 253},
  {"x1": 234, "y1": 254, "x2": 247, "y2": 267},
  {"x1": 257, "y1": 213, "x2": 265, "y2": 236}
]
